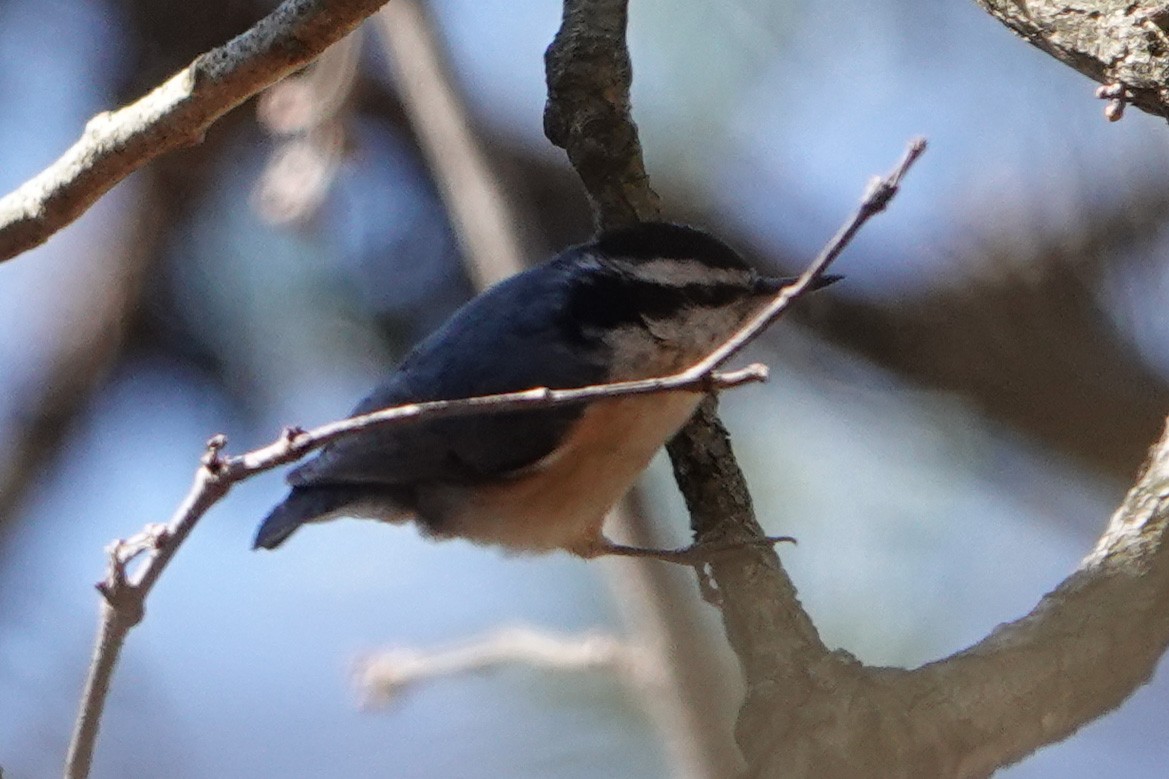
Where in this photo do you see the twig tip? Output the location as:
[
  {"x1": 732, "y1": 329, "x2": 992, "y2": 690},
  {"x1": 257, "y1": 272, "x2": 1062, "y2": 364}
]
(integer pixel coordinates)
[
  {"x1": 282, "y1": 425, "x2": 306, "y2": 442},
  {"x1": 202, "y1": 433, "x2": 228, "y2": 472}
]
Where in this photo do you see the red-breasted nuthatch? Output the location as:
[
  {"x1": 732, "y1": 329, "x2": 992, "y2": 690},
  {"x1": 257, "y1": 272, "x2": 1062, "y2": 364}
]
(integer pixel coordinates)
[{"x1": 254, "y1": 222, "x2": 835, "y2": 559}]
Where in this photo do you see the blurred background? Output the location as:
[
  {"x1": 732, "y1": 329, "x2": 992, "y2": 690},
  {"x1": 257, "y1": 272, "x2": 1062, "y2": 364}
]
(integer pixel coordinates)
[{"x1": 3, "y1": 0, "x2": 1169, "y2": 776}]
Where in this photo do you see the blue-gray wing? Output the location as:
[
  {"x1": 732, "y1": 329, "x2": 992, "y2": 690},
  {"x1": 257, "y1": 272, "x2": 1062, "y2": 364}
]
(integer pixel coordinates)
[{"x1": 289, "y1": 259, "x2": 609, "y2": 488}]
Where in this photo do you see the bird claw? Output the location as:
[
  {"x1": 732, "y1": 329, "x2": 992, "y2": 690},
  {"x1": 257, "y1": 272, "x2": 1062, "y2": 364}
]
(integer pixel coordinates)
[
  {"x1": 593, "y1": 534, "x2": 796, "y2": 565},
  {"x1": 584, "y1": 535, "x2": 795, "y2": 607}
]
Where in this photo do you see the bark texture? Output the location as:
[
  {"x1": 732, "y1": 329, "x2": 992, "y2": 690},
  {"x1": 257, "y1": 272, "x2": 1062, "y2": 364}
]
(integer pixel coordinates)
[{"x1": 975, "y1": 0, "x2": 1169, "y2": 119}]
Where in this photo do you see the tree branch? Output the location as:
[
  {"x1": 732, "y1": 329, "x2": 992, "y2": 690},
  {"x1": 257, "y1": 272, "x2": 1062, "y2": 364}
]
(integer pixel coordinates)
[
  {"x1": 738, "y1": 418, "x2": 1169, "y2": 777},
  {"x1": 0, "y1": 0, "x2": 392, "y2": 263},
  {"x1": 973, "y1": 0, "x2": 1169, "y2": 120},
  {"x1": 673, "y1": 144, "x2": 930, "y2": 775},
  {"x1": 544, "y1": 0, "x2": 661, "y2": 229},
  {"x1": 544, "y1": 2, "x2": 1169, "y2": 774}
]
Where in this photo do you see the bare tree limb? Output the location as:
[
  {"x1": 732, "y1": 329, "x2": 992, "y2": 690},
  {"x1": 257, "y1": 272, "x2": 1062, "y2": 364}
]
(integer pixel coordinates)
[
  {"x1": 540, "y1": 3, "x2": 857, "y2": 771},
  {"x1": 973, "y1": 0, "x2": 1169, "y2": 120},
  {"x1": 544, "y1": 2, "x2": 1169, "y2": 775},
  {"x1": 0, "y1": 0, "x2": 392, "y2": 263},
  {"x1": 735, "y1": 418, "x2": 1169, "y2": 777},
  {"x1": 541, "y1": 1, "x2": 927, "y2": 770},
  {"x1": 672, "y1": 144, "x2": 931, "y2": 776}
]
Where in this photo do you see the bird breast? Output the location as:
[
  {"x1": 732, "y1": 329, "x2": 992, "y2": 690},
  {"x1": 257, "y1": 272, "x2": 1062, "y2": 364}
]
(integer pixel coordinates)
[{"x1": 434, "y1": 390, "x2": 702, "y2": 553}]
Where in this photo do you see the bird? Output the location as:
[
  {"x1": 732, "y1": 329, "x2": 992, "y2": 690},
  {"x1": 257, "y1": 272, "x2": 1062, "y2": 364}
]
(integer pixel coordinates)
[{"x1": 254, "y1": 222, "x2": 836, "y2": 561}]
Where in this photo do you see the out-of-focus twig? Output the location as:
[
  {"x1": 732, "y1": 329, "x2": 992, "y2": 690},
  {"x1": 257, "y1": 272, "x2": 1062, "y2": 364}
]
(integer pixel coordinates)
[
  {"x1": 373, "y1": 1, "x2": 526, "y2": 289},
  {"x1": 0, "y1": 0, "x2": 393, "y2": 263},
  {"x1": 816, "y1": 178, "x2": 1169, "y2": 479},
  {"x1": 252, "y1": 26, "x2": 364, "y2": 224},
  {"x1": 0, "y1": 182, "x2": 158, "y2": 539},
  {"x1": 356, "y1": 626, "x2": 650, "y2": 708},
  {"x1": 256, "y1": 28, "x2": 363, "y2": 138}
]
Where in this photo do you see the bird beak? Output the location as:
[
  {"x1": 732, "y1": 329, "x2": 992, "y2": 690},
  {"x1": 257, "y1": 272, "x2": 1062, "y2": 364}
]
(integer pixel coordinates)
[{"x1": 753, "y1": 273, "x2": 843, "y2": 295}]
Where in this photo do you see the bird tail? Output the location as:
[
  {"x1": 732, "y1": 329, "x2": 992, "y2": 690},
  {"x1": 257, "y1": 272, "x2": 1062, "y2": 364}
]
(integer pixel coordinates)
[
  {"x1": 254, "y1": 484, "x2": 414, "y2": 550},
  {"x1": 253, "y1": 487, "x2": 357, "y2": 550}
]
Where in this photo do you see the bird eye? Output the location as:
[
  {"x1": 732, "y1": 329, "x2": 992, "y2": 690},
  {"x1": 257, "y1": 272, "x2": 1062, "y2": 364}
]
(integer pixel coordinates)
[{"x1": 753, "y1": 276, "x2": 785, "y2": 295}]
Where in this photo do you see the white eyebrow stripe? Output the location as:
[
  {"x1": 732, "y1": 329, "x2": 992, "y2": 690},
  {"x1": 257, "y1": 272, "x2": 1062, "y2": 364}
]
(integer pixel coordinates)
[{"x1": 621, "y1": 258, "x2": 753, "y2": 287}]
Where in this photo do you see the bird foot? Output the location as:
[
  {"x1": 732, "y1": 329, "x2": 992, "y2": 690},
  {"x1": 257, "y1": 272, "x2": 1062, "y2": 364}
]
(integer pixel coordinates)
[{"x1": 587, "y1": 534, "x2": 796, "y2": 565}]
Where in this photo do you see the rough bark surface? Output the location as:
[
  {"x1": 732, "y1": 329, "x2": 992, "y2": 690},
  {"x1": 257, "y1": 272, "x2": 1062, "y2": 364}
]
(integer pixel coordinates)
[
  {"x1": 975, "y1": 0, "x2": 1169, "y2": 119},
  {"x1": 544, "y1": 0, "x2": 661, "y2": 228}
]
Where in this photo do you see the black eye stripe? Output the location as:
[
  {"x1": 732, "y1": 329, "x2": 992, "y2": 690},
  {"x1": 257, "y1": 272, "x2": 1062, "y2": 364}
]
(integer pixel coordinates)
[
  {"x1": 566, "y1": 274, "x2": 753, "y2": 336},
  {"x1": 656, "y1": 281, "x2": 751, "y2": 310}
]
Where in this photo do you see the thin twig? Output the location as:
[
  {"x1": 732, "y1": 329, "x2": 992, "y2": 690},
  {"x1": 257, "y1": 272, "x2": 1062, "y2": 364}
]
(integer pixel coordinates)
[
  {"x1": 247, "y1": 365, "x2": 767, "y2": 473},
  {"x1": 65, "y1": 605, "x2": 136, "y2": 779},
  {"x1": 684, "y1": 137, "x2": 927, "y2": 378},
  {"x1": 355, "y1": 626, "x2": 648, "y2": 708},
  {"x1": 0, "y1": 0, "x2": 392, "y2": 263}
]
